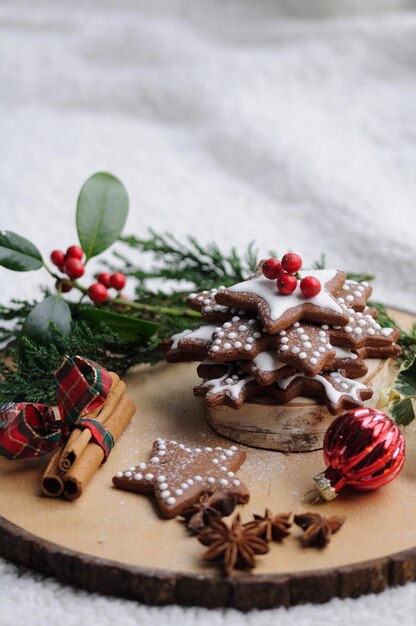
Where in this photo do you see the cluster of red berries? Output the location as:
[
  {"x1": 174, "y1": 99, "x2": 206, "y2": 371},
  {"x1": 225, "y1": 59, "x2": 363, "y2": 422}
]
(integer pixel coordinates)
[
  {"x1": 50, "y1": 245, "x2": 127, "y2": 304},
  {"x1": 261, "y1": 253, "x2": 321, "y2": 298}
]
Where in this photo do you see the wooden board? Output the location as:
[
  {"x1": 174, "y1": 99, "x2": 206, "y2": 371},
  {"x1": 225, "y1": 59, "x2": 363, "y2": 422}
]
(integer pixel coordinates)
[{"x1": 0, "y1": 309, "x2": 415, "y2": 611}]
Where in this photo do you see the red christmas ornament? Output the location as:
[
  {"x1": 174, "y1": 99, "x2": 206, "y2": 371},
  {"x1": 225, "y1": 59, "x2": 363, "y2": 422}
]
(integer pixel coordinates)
[{"x1": 313, "y1": 407, "x2": 405, "y2": 501}]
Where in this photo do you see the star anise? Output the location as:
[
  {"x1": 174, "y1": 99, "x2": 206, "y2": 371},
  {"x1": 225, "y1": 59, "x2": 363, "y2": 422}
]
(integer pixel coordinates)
[
  {"x1": 294, "y1": 512, "x2": 345, "y2": 548},
  {"x1": 198, "y1": 513, "x2": 269, "y2": 575},
  {"x1": 244, "y1": 509, "x2": 292, "y2": 543},
  {"x1": 180, "y1": 491, "x2": 237, "y2": 534}
]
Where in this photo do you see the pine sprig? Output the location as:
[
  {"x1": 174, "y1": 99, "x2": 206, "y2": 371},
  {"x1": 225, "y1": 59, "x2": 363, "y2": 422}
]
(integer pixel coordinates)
[
  {"x1": 0, "y1": 321, "x2": 149, "y2": 404},
  {"x1": 119, "y1": 230, "x2": 258, "y2": 289}
]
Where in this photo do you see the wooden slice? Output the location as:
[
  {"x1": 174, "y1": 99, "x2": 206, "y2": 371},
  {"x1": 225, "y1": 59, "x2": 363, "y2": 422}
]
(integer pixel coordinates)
[
  {"x1": 206, "y1": 358, "x2": 396, "y2": 452},
  {"x1": 0, "y1": 308, "x2": 414, "y2": 611}
]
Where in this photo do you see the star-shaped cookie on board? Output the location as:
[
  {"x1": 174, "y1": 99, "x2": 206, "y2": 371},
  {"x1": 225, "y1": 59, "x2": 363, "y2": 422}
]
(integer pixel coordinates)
[
  {"x1": 215, "y1": 269, "x2": 349, "y2": 334},
  {"x1": 112, "y1": 440, "x2": 250, "y2": 518}
]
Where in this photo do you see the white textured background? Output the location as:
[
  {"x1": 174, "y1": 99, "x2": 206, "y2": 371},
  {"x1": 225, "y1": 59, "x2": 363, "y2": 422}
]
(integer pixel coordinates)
[{"x1": 1, "y1": 1, "x2": 416, "y2": 624}]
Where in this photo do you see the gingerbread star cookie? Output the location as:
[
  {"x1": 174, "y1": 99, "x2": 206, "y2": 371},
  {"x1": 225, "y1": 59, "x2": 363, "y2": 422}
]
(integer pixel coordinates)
[
  {"x1": 271, "y1": 371, "x2": 373, "y2": 415},
  {"x1": 187, "y1": 287, "x2": 232, "y2": 322},
  {"x1": 276, "y1": 322, "x2": 336, "y2": 376},
  {"x1": 330, "y1": 346, "x2": 368, "y2": 379},
  {"x1": 194, "y1": 363, "x2": 261, "y2": 408},
  {"x1": 215, "y1": 269, "x2": 349, "y2": 334},
  {"x1": 328, "y1": 310, "x2": 401, "y2": 351},
  {"x1": 334, "y1": 279, "x2": 372, "y2": 312},
  {"x1": 238, "y1": 351, "x2": 296, "y2": 386},
  {"x1": 164, "y1": 325, "x2": 216, "y2": 362},
  {"x1": 207, "y1": 316, "x2": 274, "y2": 362},
  {"x1": 113, "y1": 440, "x2": 250, "y2": 518}
]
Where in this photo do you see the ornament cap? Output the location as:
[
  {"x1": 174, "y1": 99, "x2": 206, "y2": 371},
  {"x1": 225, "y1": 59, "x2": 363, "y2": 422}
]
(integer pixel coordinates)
[{"x1": 313, "y1": 471, "x2": 337, "y2": 501}]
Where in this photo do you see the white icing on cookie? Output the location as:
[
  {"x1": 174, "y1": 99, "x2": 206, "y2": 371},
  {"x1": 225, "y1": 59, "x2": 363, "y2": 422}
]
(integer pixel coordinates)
[
  {"x1": 277, "y1": 371, "x2": 368, "y2": 405},
  {"x1": 252, "y1": 351, "x2": 286, "y2": 372},
  {"x1": 170, "y1": 329, "x2": 192, "y2": 350},
  {"x1": 334, "y1": 346, "x2": 358, "y2": 360}
]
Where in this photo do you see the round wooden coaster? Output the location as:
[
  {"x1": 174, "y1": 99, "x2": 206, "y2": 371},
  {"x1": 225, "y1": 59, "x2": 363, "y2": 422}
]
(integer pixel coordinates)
[{"x1": 0, "y1": 309, "x2": 414, "y2": 611}]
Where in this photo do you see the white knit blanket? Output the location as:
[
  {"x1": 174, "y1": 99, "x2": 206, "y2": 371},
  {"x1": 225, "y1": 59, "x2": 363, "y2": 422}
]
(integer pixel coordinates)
[{"x1": 1, "y1": 1, "x2": 416, "y2": 624}]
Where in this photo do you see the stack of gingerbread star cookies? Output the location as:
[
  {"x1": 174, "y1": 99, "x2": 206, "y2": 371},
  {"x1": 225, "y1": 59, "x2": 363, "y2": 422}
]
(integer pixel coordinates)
[{"x1": 164, "y1": 255, "x2": 401, "y2": 416}]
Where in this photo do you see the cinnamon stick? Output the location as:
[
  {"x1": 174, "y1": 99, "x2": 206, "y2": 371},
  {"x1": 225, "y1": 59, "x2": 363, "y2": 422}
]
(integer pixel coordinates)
[
  {"x1": 41, "y1": 449, "x2": 65, "y2": 497},
  {"x1": 58, "y1": 375, "x2": 125, "y2": 472},
  {"x1": 63, "y1": 394, "x2": 135, "y2": 500},
  {"x1": 41, "y1": 372, "x2": 120, "y2": 496}
]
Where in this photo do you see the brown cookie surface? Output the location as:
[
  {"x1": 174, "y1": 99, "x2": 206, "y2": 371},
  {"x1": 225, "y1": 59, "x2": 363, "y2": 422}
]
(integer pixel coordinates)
[
  {"x1": 215, "y1": 269, "x2": 349, "y2": 334},
  {"x1": 328, "y1": 310, "x2": 401, "y2": 350},
  {"x1": 276, "y1": 322, "x2": 335, "y2": 376},
  {"x1": 113, "y1": 440, "x2": 250, "y2": 518},
  {"x1": 207, "y1": 316, "x2": 274, "y2": 362},
  {"x1": 330, "y1": 345, "x2": 368, "y2": 379},
  {"x1": 334, "y1": 279, "x2": 372, "y2": 312},
  {"x1": 238, "y1": 351, "x2": 297, "y2": 386},
  {"x1": 193, "y1": 363, "x2": 261, "y2": 408},
  {"x1": 271, "y1": 371, "x2": 373, "y2": 415}
]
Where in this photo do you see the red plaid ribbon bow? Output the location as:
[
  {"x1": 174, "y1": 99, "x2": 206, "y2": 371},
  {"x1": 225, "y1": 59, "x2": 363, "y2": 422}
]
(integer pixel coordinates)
[{"x1": 0, "y1": 355, "x2": 114, "y2": 461}]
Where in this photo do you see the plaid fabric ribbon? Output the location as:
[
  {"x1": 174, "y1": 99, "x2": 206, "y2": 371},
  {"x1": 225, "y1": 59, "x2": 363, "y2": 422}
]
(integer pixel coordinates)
[{"x1": 0, "y1": 355, "x2": 114, "y2": 461}]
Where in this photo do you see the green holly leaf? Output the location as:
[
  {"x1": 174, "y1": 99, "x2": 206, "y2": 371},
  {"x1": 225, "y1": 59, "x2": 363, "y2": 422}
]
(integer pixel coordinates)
[
  {"x1": 20, "y1": 295, "x2": 72, "y2": 347},
  {"x1": 393, "y1": 357, "x2": 416, "y2": 398},
  {"x1": 76, "y1": 172, "x2": 129, "y2": 261},
  {"x1": 79, "y1": 308, "x2": 159, "y2": 341},
  {"x1": 391, "y1": 397, "x2": 416, "y2": 426},
  {"x1": 0, "y1": 230, "x2": 43, "y2": 271}
]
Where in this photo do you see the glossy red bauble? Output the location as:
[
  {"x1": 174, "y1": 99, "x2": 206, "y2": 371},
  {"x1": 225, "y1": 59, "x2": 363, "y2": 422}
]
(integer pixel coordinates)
[
  {"x1": 276, "y1": 272, "x2": 298, "y2": 295},
  {"x1": 313, "y1": 407, "x2": 405, "y2": 500},
  {"x1": 281, "y1": 253, "x2": 302, "y2": 274},
  {"x1": 262, "y1": 258, "x2": 282, "y2": 280},
  {"x1": 87, "y1": 283, "x2": 108, "y2": 304},
  {"x1": 300, "y1": 276, "x2": 321, "y2": 298}
]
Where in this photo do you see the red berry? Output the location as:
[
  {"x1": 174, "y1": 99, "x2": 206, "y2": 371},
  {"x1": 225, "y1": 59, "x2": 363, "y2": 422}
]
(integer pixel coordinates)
[
  {"x1": 97, "y1": 272, "x2": 112, "y2": 288},
  {"x1": 64, "y1": 258, "x2": 85, "y2": 279},
  {"x1": 262, "y1": 258, "x2": 282, "y2": 280},
  {"x1": 55, "y1": 279, "x2": 72, "y2": 293},
  {"x1": 87, "y1": 283, "x2": 108, "y2": 304},
  {"x1": 276, "y1": 272, "x2": 298, "y2": 295},
  {"x1": 300, "y1": 276, "x2": 322, "y2": 298},
  {"x1": 51, "y1": 249, "x2": 65, "y2": 268},
  {"x1": 281, "y1": 253, "x2": 302, "y2": 274},
  {"x1": 66, "y1": 245, "x2": 84, "y2": 261},
  {"x1": 110, "y1": 272, "x2": 126, "y2": 291}
]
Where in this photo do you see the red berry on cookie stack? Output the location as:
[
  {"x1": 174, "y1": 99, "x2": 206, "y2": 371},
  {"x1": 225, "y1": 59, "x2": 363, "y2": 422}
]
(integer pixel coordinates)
[
  {"x1": 262, "y1": 258, "x2": 282, "y2": 280},
  {"x1": 276, "y1": 272, "x2": 297, "y2": 295},
  {"x1": 300, "y1": 276, "x2": 322, "y2": 298},
  {"x1": 281, "y1": 253, "x2": 302, "y2": 274}
]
